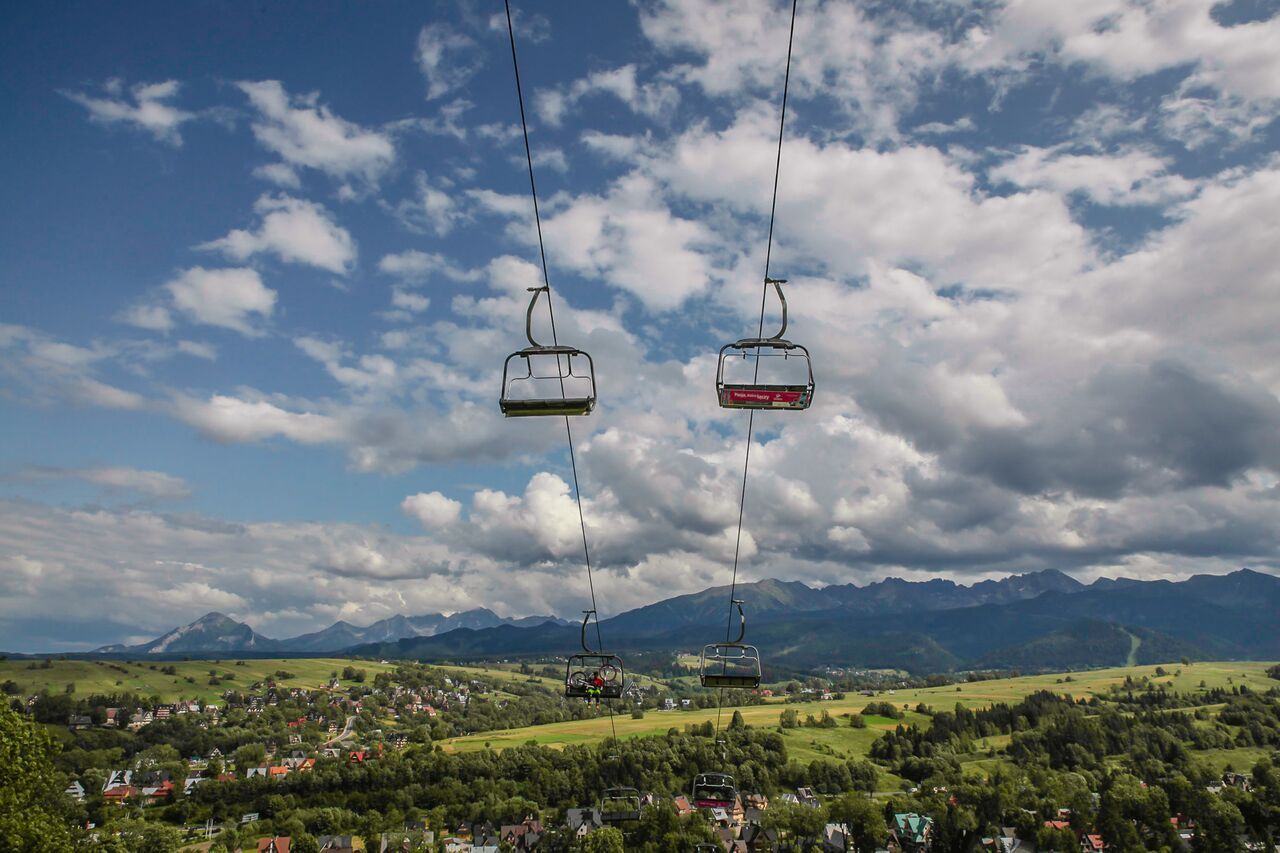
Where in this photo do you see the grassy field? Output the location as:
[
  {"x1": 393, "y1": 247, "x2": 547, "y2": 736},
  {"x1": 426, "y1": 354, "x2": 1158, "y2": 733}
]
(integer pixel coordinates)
[
  {"x1": 0, "y1": 657, "x2": 400, "y2": 703},
  {"x1": 439, "y1": 660, "x2": 1279, "y2": 758}
]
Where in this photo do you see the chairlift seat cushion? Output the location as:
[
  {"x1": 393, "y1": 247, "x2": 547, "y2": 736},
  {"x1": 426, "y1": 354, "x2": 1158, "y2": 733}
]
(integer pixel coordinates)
[
  {"x1": 701, "y1": 673, "x2": 761, "y2": 689},
  {"x1": 501, "y1": 397, "x2": 594, "y2": 417},
  {"x1": 719, "y1": 385, "x2": 811, "y2": 410}
]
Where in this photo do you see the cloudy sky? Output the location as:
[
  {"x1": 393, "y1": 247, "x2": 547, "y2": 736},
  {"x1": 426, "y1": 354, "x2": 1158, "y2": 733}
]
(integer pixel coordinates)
[{"x1": 2, "y1": 0, "x2": 1279, "y2": 652}]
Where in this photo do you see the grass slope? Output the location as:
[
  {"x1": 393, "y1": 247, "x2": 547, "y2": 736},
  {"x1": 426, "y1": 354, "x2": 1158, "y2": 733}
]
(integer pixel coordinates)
[
  {"x1": 0, "y1": 658, "x2": 399, "y2": 703},
  {"x1": 439, "y1": 661, "x2": 1280, "y2": 760}
]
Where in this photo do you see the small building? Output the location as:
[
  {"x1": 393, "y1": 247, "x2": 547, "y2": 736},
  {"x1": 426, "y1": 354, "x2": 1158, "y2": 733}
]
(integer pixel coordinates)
[{"x1": 892, "y1": 813, "x2": 935, "y2": 853}]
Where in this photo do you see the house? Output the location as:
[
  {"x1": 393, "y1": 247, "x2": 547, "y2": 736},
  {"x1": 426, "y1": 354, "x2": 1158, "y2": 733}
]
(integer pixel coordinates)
[
  {"x1": 797, "y1": 787, "x2": 821, "y2": 808},
  {"x1": 268, "y1": 765, "x2": 290, "y2": 780},
  {"x1": 743, "y1": 793, "x2": 769, "y2": 812},
  {"x1": 892, "y1": 813, "x2": 934, "y2": 853},
  {"x1": 348, "y1": 750, "x2": 367, "y2": 763},
  {"x1": 183, "y1": 776, "x2": 205, "y2": 794},
  {"x1": 103, "y1": 785, "x2": 137, "y2": 804},
  {"x1": 246, "y1": 767, "x2": 269, "y2": 779},
  {"x1": 1044, "y1": 821, "x2": 1071, "y2": 833},
  {"x1": 472, "y1": 835, "x2": 500, "y2": 853},
  {"x1": 673, "y1": 795, "x2": 696, "y2": 817},
  {"x1": 103, "y1": 708, "x2": 121, "y2": 727},
  {"x1": 140, "y1": 781, "x2": 174, "y2": 805},
  {"x1": 67, "y1": 714, "x2": 93, "y2": 730},
  {"x1": 316, "y1": 835, "x2": 355, "y2": 852},
  {"x1": 65, "y1": 781, "x2": 86, "y2": 802},
  {"x1": 742, "y1": 824, "x2": 779, "y2": 851},
  {"x1": 441, "y1": 840, "x2": 471, "y2": 853},
  {"x1": 217, "y1": 773, "x2": 237, "y2": 783},
  {"x1": 1080, "y1": 835, "x2": 1104, "y2": 853},
  {"x1": 663, "y1": 698, "x2": 677, "y2": 711},
  {"x1": 565, "y1": 808, "x2": 603, "y2": 837},
  {"x1": 257, "y1": 838, "x2": 291, "y2": 853},
  {"x1": 103, "y1": 770, "x2": 132, "y2": 792}
]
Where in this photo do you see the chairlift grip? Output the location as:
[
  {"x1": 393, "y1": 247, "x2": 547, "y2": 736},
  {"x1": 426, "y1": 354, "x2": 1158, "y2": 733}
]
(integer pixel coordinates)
[
  {"x1": 731, "y1": 599, "x2": 746, "y2": 645},
  {"x1": 580, "y1": 609, "x2": 597, "y2": 653},
  {"x1": 525, "y1": 286, "x2": 550, "y2": 348},
  {"x1": 765, "y1": 278, "x2": 789, "y2": 342}
]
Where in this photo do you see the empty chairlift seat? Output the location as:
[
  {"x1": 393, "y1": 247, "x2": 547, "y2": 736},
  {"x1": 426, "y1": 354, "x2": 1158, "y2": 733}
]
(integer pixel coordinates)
[
  {"x1": 600, "y1": 787, "x2": 642, "y2": 823},
  {"x1": 691, "y1": 772, "x2": 738, "y2": 809},
  {"x1": 699, "y1": 642, "x2": 762, "y2": 689},
  {"x1": 716, "y1": 277, "x2": 814, "y2": 411},
  {"x1": 500, "y1": 287, "x2": 597, "y2": 417},
  {"x1": 699, "y1": 599, "x2": 762, "y2": 690}
]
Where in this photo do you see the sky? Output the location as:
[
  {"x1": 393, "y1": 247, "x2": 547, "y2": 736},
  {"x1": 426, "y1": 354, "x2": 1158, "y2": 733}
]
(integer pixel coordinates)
[{"x1": 2, "y1": 0, "x2": 1279, "y2": 652}]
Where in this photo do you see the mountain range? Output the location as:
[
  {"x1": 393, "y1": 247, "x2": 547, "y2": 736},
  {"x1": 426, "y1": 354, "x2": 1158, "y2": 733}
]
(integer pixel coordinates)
[
  {"x1": 86, "y1": 568, "x2": 1280, "y2": 674},
  {"x1": 92, "y1": 608, "x2": 568, "y2": 655}
]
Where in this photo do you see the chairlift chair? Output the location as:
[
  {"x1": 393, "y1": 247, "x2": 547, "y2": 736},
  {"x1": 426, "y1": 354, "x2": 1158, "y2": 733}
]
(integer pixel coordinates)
[
  {"x1": 600, "y1": 787, "x2": 642, "y2": 823},
  {"x1": 565, "y1": 610, "x2": 624, "y2": 701},
  {"x1": 699, "y1": 600, "x2": 762, "y2": 689},
  {"x1": 501, "y1": 287, "x2": 597, "y2": 417},
  {"x1": 716, "y1": 278, "x2": 814, "y2": 411},
  {"x1": 691, "y1": 772, "x2": 738, "y2": 809}
]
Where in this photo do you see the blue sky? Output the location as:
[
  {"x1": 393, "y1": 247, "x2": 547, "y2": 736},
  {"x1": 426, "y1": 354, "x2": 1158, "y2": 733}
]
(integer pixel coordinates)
[{"x1": 2, "y1": 0, "x2": 1279, "y2": 652}]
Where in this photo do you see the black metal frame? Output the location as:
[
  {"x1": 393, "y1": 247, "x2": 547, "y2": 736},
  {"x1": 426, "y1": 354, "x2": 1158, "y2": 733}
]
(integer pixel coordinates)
[
  {"x1": 700, "y1": 600, "x2": 762, "y2": 689},
  {"x1": 716, "y1": 278, "x2": 814, "y2": 411},
  {"x1": 600, "y1": 786, "x2": 642, "y2": 823},
  {"x1": 501, "y1": 287, "x2": 597, "y2": 417},
  {"x1": 691, "y1": 772, "x2": 738, "y2": 808},
  {"x1": 565, "y1": 610, "x2": 624, "y2": 700}
]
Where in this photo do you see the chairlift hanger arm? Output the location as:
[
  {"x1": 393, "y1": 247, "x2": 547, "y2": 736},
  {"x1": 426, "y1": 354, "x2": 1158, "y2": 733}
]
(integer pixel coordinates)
[
  {"x1": 580, "y1": 609, "x2": 597, "y2": 653},
  {"x1": 730, "y1": 599, "x2": 746, "y2": 645},
  {"x1": 525, "y1": 286, "x2": 549, "y2": 348},
  {"x1": 765, "y1": 277, "x2": 788, "y2": 341}
]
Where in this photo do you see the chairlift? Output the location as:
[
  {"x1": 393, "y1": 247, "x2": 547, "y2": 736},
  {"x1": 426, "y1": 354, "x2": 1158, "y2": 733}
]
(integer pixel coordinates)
[
  {"x1": 565, "y1": 610, "x2": 624, "y2": 701},
  {"x1": 691, "y1": 772, "x2": 738, "y2": 809},
  {"x1": 716, "y1": 278, "x2": 814, "y2": 410},
  {"x1": 600, "y1": 786, "x2": 642, "y2": 823},
  {"x1": 501, "y1": 286, "x2": 597, "y2": 417},
  {"x1": 699, "y1": 600, "x2": 762, "y2": 689}
]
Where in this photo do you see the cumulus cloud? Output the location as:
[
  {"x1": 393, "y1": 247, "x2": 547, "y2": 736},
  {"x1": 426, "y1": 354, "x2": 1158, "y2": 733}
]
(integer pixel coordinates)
[
  {"x1": 172, "y1": 393, "x2": 342, "y2": 444},
  {"x1": 237, "y1": 80, "x2": 396, "y2": 187},
  {"x1": 199, "y1": 194, "x2": 357, "y2": 274},
  {"x1": 416, "y1": 23, "x2": 484, "y2": 100},
  {"x1": 402, "y1": 491, "x2": 463, "y2": 528},
  {"x1": 63, "y1": 79, "x2": 194, "y2": 145},
  {"x1": 164, "y1": 267, "x2": 276, "y2": 336}
]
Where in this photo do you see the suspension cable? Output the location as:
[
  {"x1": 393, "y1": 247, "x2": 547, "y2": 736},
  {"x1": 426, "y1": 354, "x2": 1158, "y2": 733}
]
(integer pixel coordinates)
[
  {"x1": 718, "y1": 0, "x2": 799, "y2": 736},
  {"x1": 504, "y1": 0, "x2": 616, "y2": 745}
]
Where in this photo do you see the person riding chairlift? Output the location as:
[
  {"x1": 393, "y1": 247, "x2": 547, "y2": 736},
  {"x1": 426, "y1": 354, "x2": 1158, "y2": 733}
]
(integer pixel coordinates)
[{"x1": 585, "y1": 670, "x2": 606, "y2": 704}]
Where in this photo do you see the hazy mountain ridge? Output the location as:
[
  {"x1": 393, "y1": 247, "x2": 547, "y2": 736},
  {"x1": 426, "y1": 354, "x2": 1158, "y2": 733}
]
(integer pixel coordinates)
[
  {"x1": 87, "y1": 569, "x2": 1280, "y2": 674},
  {"x1": 352, "y1": 569, "x2": 1280, "y2": 673},
  {"x1": 93, "y1": 608, "x2": 569, "y2": 655}
]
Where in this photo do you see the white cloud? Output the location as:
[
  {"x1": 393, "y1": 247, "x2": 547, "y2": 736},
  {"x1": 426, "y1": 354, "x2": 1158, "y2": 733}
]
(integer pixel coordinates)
[
  {"x1": 172, "y1": 393, "x2": 342, "y2": 444},
  {"x1": 990, "y1": 145, "x2": 1198, "y2": 206},
  {"x1": 164, "y1": 267, "x2": 276, "y2": 336},
  {"x1": 252, "y1": 162, "x2": 302, "y2": 188},
  {"x1": 401, "y1": 491, "x2": 463, "y2": 528},
  {"x1": 416, "y1": 24, "x2": 484, "y2": 100},
  {"x1": 390, "y1": 289, "x2": 429, "y2": 314},
  {"x1": 63, "y1": 79, "x2": 194, "y2": 145},
  {"x1": 237, "y1": 80, "x2": 396, "y2": 187},
  {"x1": 535, "y1": 64, "x2": 680, "y2": 127},
  {"x1": 199, "y1": 194, "x2": 357, "y2": 274},
  {"x1": 18, "y1": 465, "x2": 190, "y2": 499},
  {"x1": 377, "y1": 250, "x2": 482, "y2": 283},
  {"x1": 388, "y1": 173, "x2": 464, "y2": 235},
  {"x1": 472, "y1": 173, "x2": 716, "y2": 311},
  {"x1": 119, "y1": 303, "x2": 174, "y2": 332}
]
